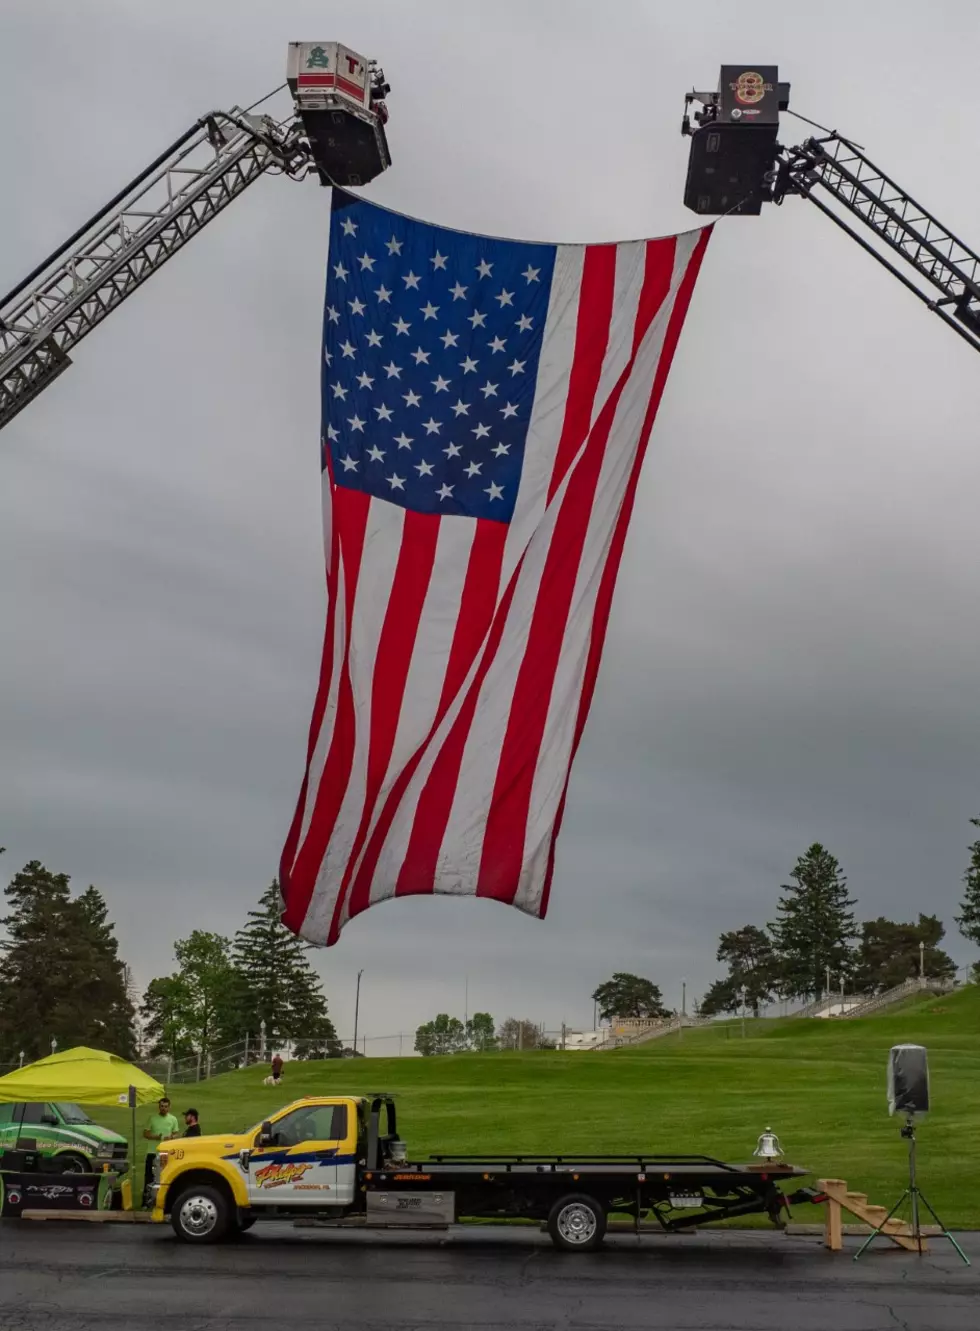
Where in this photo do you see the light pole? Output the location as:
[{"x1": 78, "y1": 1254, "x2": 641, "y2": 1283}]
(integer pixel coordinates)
[
  {"x1": 825, "y1": 964, "x2": 831, "y2": 999},
  {"x1": 679, "y1": 978, "x2": 686, "y2": 1043},
  {"x1": 353, "y1": 968, "x2": 364, "y2": 1055},
  {"x1": 50, "y1": 1037, "x2": 58, "y2": 1056},
  {"x1": 839, "y1": 973, "x2": 845, "y2": 1013},
  {"x1": 739, "y1": 985, "x2": 747, "y2": 1040},
  {"x1": 919, "y1": 940, "x2": 925, "y2": 985}
]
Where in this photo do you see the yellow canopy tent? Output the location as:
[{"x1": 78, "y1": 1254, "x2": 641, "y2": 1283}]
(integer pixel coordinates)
[
  {"x1": 0, "y1": 1048, "x2": 165, "y2": 1211},
  {"x1": 0, "y1": 1047, "x2": 164, "y2": 1106}
]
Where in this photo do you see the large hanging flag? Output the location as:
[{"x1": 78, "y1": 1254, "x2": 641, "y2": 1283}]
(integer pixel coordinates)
[{"x1": 280, "y1": 189, "x2": 711, "y2": 944}]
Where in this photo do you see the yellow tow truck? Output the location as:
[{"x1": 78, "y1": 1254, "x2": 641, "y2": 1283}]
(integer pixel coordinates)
[{"x1": 152, "y1": 1093, "x2": 816, "y2": 1251}]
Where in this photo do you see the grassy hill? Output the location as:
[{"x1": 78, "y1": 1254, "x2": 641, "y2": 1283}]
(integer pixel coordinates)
[{"x1": 106, "y1": 985, "x2": 980, "y2": 1224}]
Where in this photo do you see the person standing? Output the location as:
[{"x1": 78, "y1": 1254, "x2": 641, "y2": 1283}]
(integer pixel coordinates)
[
  {"x1": 270, "y1": 1052, "x2": 284, "y2": 1084},
  {"x1": 182, "y1": 1108, "x2": 202, "y2": 1138},
  {"x1": 142, "y1": 1096, "x2": 179, "y2": 1202}
]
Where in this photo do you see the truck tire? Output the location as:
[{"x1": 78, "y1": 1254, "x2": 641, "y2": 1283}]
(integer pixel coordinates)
[
  {"x1": 57, "y1": 1152, "x2": 91, "y2": 1174},
  {"x1": 170, "y1": 1184, "x2": 231, "y2": 1244},
  {"x1": 547, "y1": 1194, "x2": 606, "y2": 1252}
]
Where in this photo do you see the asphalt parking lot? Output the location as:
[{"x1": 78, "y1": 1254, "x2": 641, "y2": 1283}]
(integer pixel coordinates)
[{"x1": 1, "y1": 1222, "x2": 977, "y2": 1330}]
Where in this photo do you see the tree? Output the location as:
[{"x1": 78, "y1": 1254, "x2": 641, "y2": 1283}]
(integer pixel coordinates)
[
  {"x1": 699, "y1": 926, "x2": 777, "y2": 1018},
  {"x1": 142, "y1": 931, "x2": 238, "y2": 1064},
  {"x1": 591, "y1": 973, "x2": 666, "y2": 1022},
  {"x1": 768, "y1": 844, "x2": 858, "y2": 1001},
  {"x1": 229, "y1": 882, "x2": 339, "y2": 1058},
  {"x1": 497, "y1": 1018, "x2": 555, "y2": 1051},
  {"x1": 955, "y1": 817, "x2": 980, "y2": 978},
  {"x1": 140, "y1": 975, "x2": 195, "y2": 1064},
  {"x1": 414, "y1": 1013, "x2": 467, "y2": 1056},
  {"x1": 466, "y1": 1012, "x2": 497, "y2": 1052},
  {"x1": 854, "y1": 915, "x2": 957, "y2": 994},
  {"x1": 0, "y1": 860, "x2": 136, "y2": 1063}
]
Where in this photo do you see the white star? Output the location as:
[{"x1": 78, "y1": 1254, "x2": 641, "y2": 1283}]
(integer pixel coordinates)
[
  {"x1": 330, "y1": 382, "x2": 348, "y2": 400},
  {"x1": 356, "y1": 371, "x2": 374, "y2": 389},
  {"x1": 394, "y1": 432, "x2": 414, "y2": 450},
  {"x1": 464, "y1": 461, "x2": 483, "y2": 478},
  {"x1": 479, "y1": 381, "x2": 498, "y2": 398},
  {"x1": 440, "y1": 329, "x2": 460, "y2": 348},
  {"x1": 375, "y1": 403, "x2": 394, "y2": 421},
  {"x1": 508, "y1": 358, "x2": 526, "y2": 376},
  {"x1": 411, "y1": 347, "x2": 431, "y2": 365},
  {"x1": 347, "y1": 414, "x2": 365, "y2": 432},
  {"x1": 326, "y1": 424, "x2": 339, "y2": 441},
  {"x1": 473, "y1": 422, "x2": 491, "y2": 440},
  {"x1": 423, "y1": 417, "x2": 442, "y2": 435},
  {"x1": 495, "y1": 289, "x2": 514, "y2": 307},
  {"x1": 488, "y1": 336, "x2": 507, "y2": 354},
  {"x1": 450, "y1": 399, "x2": 469, "y2": 417},
  {"x1": 437, "y1": 483, "x2": 454, "y2": 500},
  {"x1": 403, "y1": 270, "x2": 422, "y2": 290},
  {"x1": 348, "y1": 297, "x2": 366, "y2": 317},
  {"x1": 357, "y1": 252, "x2": 376, "y2": 271},
  {"x1": 375, "y1": 284, "x2": 392, "y2": 304},
  {"x1": 500, "y1": 402, "x2": 519, "y2": 419},
  {"x1": 522, "y1": 264, "x2": 541, "y2": 283},
  {"x1": 340, "y1": 454, "x2": 358, "y2": 471},
  {"x1": 333, "y1": 262, "x2": 349, "y2": 281},
  {"x1": 387, "y1": 472, "x2": 406, "y2": 490},
  {"x1": 420, "y1": 301, "x2": 439, "y2": 321},
  {"x1": 340, "y1": 217, "x2": 357, "y2": 237},
  {"x1": 516, "y1": 314, "x2": 533, "y2": 332},
  {"x1": 386, "y1": 236, "x2": 403, "y2": 255},
  {"x1": 324, "y1": 349, "x2": 333, "y2": 365},
  {"x1": 492, "y1": 442, "x2": 510, "y2": 457},
  {"x1": 459, "y1": 356, "x2": 478, "y2": 374},
  {"x1": 403, "y1": 389, "x2": 422, "y2": 408},
  {"x1": 383, "y1": 360, "x2": 402, "y2": 378},
  {"x1": 365, "y1": 329, "x2": 383, "y2": 348},
  {"x1": 393, "y1": 317, "x2": 411, "y2": 336},
  {"x1": 431, "y1": 375, "x2": 451, "y2": 393},
  {"x1": 340, "y1": 340, "x2": 356, "y2": 359},
  {"x1": 443, "y1": 442, "x2": 462, "y2": 459},
  {"x1": 430, "y1": 251, "x2": 448, "y2": 270},
  {"x1": 416, "y1": 459, "x2": 435, "y2": 476},
  {"x1": 476, "y1": 259, "x2": 493, "y2": 278},
  {"x1": 468, "y1": 310, "x2": 488, "y2": 328},
  {"x1": 450, "y1": 281, "x2": 468, "y2": 301},
  {"x1": 367, "y1": 444, "x2": 385, "y2": 463},
  {"x1": 326, "y1": 305, "x2": 340, "y2": 324},
  {"x1": 485, "y1": 481, "x2": 504, "y2": 500}
]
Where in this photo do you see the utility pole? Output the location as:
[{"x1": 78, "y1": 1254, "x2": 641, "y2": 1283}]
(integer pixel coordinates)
[{"x1": 353, "y1": 969, "x2": 364, "y2": 1056}]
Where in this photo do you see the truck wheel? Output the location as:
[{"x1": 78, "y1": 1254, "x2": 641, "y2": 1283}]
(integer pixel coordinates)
[
  {"x1": 547, "y1": 1194, "x2": 606, "y2": 1252},
  {"x1": 170, "y1": 1185, "x2": 231, "y2": 1244},
  {"x1": 57, "y1": 1153, "x2": 91, "y2": 1174}
]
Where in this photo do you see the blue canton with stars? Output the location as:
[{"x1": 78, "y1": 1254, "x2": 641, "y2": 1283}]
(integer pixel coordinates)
[{"x1": 322, "y1": 190, "x2": 556, "y2": 524}]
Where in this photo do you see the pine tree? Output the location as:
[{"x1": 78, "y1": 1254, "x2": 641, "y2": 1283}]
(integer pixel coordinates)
[
  {"x1": 769, "y1": 844, "x2": 858, "y2": 1001},
  {"x1": 230, "y1": 882, "x2": 339, "y2": 1057},
  {"x1": 0, "y1": 861, "x2": 136, "y2": 1061},
  {"x1": 954, "y1": 817, "x2": 980, "y2": 980}
]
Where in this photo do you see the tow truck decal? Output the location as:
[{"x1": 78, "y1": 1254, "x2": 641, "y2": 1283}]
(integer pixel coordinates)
[{"x1": 254, "y1": 1161, "x2": 315, "y2": 1189}]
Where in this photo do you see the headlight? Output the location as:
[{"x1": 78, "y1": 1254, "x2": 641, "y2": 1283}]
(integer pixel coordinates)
[
  {"x1": 155, "y1": 1153, "x2": 169, "y2": 1179},
  {"x1": 96, "y1": 1144, "x2": 115, "y2": 1158}
]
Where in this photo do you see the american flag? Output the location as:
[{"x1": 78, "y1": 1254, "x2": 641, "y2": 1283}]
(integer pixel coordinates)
[{"x1": 280, "y1": 189, "x2": 711, "y2": 945}]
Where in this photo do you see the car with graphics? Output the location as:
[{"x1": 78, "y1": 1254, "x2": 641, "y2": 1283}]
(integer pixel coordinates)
[
  {"x1": 152, "y1": 1094, "x2": 818, "y2": 1249},
  {"x1": 0, "y1": 1101, "x2": 129, "y2": 1174}
]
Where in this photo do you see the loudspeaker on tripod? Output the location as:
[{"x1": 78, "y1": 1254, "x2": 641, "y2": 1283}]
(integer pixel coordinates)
[{"x1": 887, "y1": 1043, "x2": 930, "y2": 1117}]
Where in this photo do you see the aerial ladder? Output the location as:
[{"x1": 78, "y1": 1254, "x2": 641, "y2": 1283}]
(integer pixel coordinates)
[{"x1": 0, "y1": 41, "x2": 390, "y2": 432}]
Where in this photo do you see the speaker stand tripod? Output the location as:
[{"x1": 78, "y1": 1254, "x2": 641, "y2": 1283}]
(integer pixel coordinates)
[{"x1": 854, "y1": 1117, "x2": 970, "y2": 1265}]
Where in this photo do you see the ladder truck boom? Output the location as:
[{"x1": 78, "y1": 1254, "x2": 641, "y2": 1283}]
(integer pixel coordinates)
[
  {"x1": 0, "y1": 42, "x2": 391, "y2": 434},
  {"x1": 681, "y1": 66, "x2": 980, "y2": 356}
]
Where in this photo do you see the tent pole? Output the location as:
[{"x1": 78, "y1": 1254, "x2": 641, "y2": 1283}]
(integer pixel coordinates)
[{"x1": 129, "y1": 1086, "x2": 137, "y2": 1211}]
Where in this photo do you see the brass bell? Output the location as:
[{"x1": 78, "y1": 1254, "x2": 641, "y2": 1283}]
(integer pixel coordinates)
[{"x1": 753, "y1": 1126, "x2": 782, "y2": 1160}]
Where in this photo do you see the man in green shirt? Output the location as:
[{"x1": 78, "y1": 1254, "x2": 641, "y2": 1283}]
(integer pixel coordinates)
[{"x1": 142, "y1": 1096, "x2": 179, "y2": 1202}]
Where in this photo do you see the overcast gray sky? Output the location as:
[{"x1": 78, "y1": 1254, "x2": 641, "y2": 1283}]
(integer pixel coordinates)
[{"x1": 2, "y1": 0, "x2": 979, "y2": 1049}]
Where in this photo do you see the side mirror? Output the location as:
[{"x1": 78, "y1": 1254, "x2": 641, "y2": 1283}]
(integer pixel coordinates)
[
  {"x1": 40, "y1": 1113, "x2": 59, "y2": 1126},
  {"x1": 239, "y1": 1148, "x2": 251, "y2": 1170},
  {"x1": 256, "y1": 1121, "x2": 273, "y2": 1148}
]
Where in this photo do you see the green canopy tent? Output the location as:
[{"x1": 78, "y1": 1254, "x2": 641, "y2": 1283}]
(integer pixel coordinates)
[{"x1": 0, "y1": 1047, "x2": 165, "y2": 1209}]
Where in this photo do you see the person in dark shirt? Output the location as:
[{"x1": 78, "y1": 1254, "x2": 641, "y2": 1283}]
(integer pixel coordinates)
[
  {"x1": 182, "y1": 1109, "x2": 202, "y2": 1138},
  {"x1": 270, "y1": 1053, "x2": 284, "y2": 1084}
]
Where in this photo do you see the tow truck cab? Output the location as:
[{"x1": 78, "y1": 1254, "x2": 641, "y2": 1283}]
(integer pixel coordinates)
[{"x1": 153, "y1": 1094, "x2": 814, "y2": 1249}]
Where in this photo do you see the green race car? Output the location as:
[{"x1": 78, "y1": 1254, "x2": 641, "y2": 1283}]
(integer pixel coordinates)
[{"x1": 0, "y1": 1101, "x2": 129, "y2": 1174}]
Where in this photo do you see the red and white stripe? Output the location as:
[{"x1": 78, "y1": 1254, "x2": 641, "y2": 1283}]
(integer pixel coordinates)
[{"x1": 281, "y1": 224, "x2": 712, "y2": 944}]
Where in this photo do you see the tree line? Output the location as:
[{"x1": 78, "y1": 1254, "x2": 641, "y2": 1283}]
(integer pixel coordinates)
[{"x1": 0, "y1": 851, "x2": 338, "y2": 1067}]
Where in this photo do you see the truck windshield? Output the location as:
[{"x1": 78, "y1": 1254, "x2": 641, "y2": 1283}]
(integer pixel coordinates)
[{"x1": 53, "y1": 1103, "x2": 94, "y2": 1125}]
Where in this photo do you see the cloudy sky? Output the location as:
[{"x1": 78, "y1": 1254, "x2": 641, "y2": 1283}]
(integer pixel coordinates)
[{"x1": 2, "y1": 0, "x2": 979, "y2": 1049}]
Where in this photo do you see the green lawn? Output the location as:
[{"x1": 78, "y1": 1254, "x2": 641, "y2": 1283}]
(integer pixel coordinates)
[{"x1": 104, "y1": 985, "x2": 980, "y2": 1225}]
